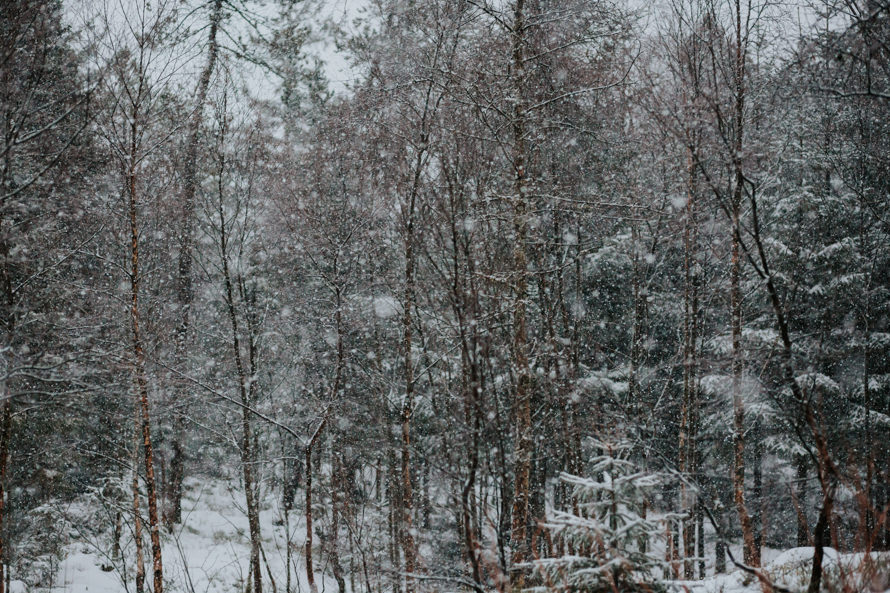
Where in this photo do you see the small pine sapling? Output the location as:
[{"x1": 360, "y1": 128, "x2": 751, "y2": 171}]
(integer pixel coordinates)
[{"x1": 530, "y1": 439, "x2": 675, "y2": 593}]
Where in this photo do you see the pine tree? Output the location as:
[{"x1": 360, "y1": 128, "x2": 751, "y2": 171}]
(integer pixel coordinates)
[{"x1": 531, "y1": 440, "x2": 671, "y2": 593}]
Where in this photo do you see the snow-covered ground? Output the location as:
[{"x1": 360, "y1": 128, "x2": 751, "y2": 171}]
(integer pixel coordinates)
[
  {"x1": 44, "y1": 480, "x2": 890, "y2": 593},
  {"x1": 671, "y1": 547, "x2": 890, "y2": 593},
  {"x1": 53, "y1": 479, "x2": 339, "y2": 593}
]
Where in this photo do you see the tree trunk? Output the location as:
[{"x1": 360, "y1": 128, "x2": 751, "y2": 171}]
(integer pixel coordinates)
[
  {"x1": 168, "y1": 0, "x2": 224, "y2": 526},
  {"x1": 305, "y1": 415, "x2": 327, "y2": 593},
  {"x1": 400, "y1": 222, "x2": 418, "y2": 593},
  {"x1": 509, "y1": 1, "x2": 533, "y2": 584},
  {"x1": 215, "y1": 152, "x2": 262, "y2": 593},
  {"x1": 329, "y1": 456, "x2": 346, "y2": 593},
  {"x1": 127, "y1": 106, "x2": 164, "y2": 593},
  {"x1": 807, "y1": 483, "x2": 834, "y2": 593},
  {"x1": 730, "y1": 196, "x2": 758, "y2": 569},
  {"x1": 0, "y1": 400, "x2": 10, "y2": 593},
  {"x1": 132, "y1": 408, "x2": 146, "y2": 593},
  {"x1": 681, "y1": 147, "x2": 699, "y2": 580},
  {"x1": 796, "y1": 454, "x2": 809, "y2": 546},
  {"x1": 715, "y1": 503, "x2": 726, "y2": 574},
  {"x1": 305, "y1": 443, "x2": 316, "y2": 593},
  {"x1": 752, "y1": 428, "x2": 763, "y2": 551}
]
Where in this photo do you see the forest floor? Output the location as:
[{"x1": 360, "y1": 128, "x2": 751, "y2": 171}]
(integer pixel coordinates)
[
  {"x1": 42, "y1": 479, "x2": 890, "y2": 593},
  {"x1": 51, "y1": 478, "x2": 336, "y2": 593},
  {"x1": 671, "y1": 547, "x2": 890, "y2": 593}
]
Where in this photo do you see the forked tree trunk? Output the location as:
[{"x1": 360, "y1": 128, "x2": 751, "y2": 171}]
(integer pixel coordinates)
[{"x1": 748, "y1": 183, "x2": 838, "y2": 593}]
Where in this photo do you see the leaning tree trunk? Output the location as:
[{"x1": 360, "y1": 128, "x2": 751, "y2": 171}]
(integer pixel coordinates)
[{"x1": 748, "y1": 180, "x2": 838, "y2": 592}]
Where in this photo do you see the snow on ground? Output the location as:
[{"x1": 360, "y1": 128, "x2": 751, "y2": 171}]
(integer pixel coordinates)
[
  {"x1": 48, "y1": 481, "x2": 890, "y2": 593},
  {"x1": 54, "y1": 479, "x2": 339, "y2": 593},
  {"x1": 671, "y1": 547, "x2": 890, "y2": 593}
]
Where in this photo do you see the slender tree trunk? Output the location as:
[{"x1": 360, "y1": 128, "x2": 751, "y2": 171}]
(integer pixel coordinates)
[
  {"x1": 0, "y1": 399, "x2": 10, "y2": 593},
  {"x1": 628, "y1": 220, "x2": 647, "y2": 419},
  {"x1": 509, "y1": 1, "x2": 533, "y2": 584},
  {"x1": 168, "y1": 0, "x2": 224, "y2": 526},
  {"x1": 807, "y1": 481, "x2": 834, "y2": 593},
  {"x1": 305, "y1": 443, "x2": 316, "y2": 593},
  {"x1": 715, "y1": 503, "x2": 726, "y2": 574},
  {"x1": 796, "y1": 455, "x2": 809, "y2": 546},
  {"x1": 680, "y1": 147, "x2": 699, "y2": 579},
  {"x1": 305, "y1": 415, "x2": 327, "y2": 593},
  {"x1": 329, "y1": 456, "x2": 346, "y2": 593},
  {"x1": 132, "y1": 407, "x2": 146, "y2": 593},
  {"x1": 401, "y1": 216, "x2": 418, "y2": 593},
  {"x1": 444, "y1": 165, "x2": 485, "y2": 587},
  {"x1": 388, "y1": 454, "x2": 402, "y2": 593},
  {"x1": 284, "y1": 493, "x2": 292, "y2": 593},
  {"x1": 753, "y1": 428, "x2": 763, "y2": 551},
  {"x1": 127, "y1": 106, "x2": 164, "y2": 593},
  {"x1": 860, "y1": 222, "x2": 874, "y2": 552},
  {"x1": 215, "y1": 153, "x2": 262, "y2": 593},
  {"x1": 730, "y1": 194, "x2": 758, "y2": 569},
  {"x1": 724, "y1": 0, "x2": 758, "y2": 568},
  {"x1": 696, "y1": 500, "x2": 705, "y2": 578}
]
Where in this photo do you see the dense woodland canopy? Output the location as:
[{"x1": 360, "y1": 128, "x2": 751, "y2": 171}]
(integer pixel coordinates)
[{"x1": 1, "y1": 0, "x2": 889, "y2": 592}]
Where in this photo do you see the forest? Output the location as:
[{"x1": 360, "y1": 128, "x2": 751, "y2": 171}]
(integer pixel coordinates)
[{"x1": 1, "y1": 0, "x2": 889, "y2": 592}]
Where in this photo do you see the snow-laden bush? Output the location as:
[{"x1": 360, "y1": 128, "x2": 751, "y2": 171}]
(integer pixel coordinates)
[{"x1": 530, "y1": 440, "x2": 673, "y2": 593}]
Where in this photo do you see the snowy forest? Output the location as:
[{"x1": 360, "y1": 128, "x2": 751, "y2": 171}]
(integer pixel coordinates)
[{"x1": 1, "y1": 0, "x2": 889, "y2": 592}]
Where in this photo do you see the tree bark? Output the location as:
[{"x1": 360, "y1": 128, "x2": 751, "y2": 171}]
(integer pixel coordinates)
[
  {"x1": 329, "y1": 456, "x2": 346, "y2": 593},
  {"x1": 305, "y1": 443, "x2": 316, "y2": 593},
  {"x1": 715, "y1": 503, "x2": 726, "y2": 574},
  {"x1": 132, "y1": 406, "x2": 146, "y2": 593},
  {"x1": 168, "y1": 0, "x2": 224, "y2": 527},
  {"x1": 127, "y1": 100, "x2": 164, "y2": 593},
  {"x1": 0, "y1": 400, "x2": 10, "y2": 593},
  {"x1": 729, "y1": 0, "x2": 758, "y2": 567},
  {"x1": 509, "y1": 1, "x2": 533, "y2": 584},
  {"x1": 214, "y1": 141, "x2": 262, "y2": 593},
  {"x1": 305, "y1": 415, "x2": 327, "y2": 593},
  {"x1": 680, "y1": 146, "x2": 700, "y2": 579},
  {"x1": 795, "y1": 454, "x2": 809, "y2": 547}
]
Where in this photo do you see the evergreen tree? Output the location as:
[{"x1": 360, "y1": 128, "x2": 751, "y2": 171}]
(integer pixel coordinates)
[{"x1": 532, "y1": 440, "x2": 672, "y2": 593}]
